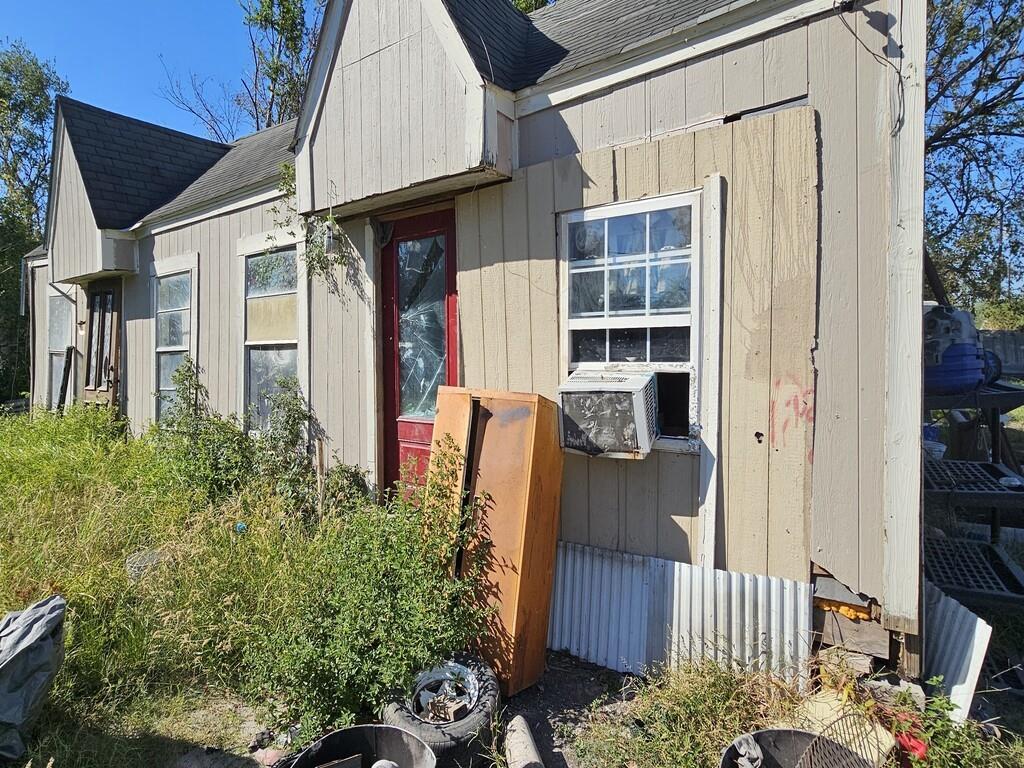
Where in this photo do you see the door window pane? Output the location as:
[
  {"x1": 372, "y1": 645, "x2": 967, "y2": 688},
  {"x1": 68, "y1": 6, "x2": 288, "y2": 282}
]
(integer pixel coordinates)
[
  {"x1": 158, "y1": 351, "x2": 186, "y2": 390},
  {"x1": 86, "y1": 293, "x2": 101, "y2": 388},
  {"x1": 247, "y1": 346, "x2": 298, "y2": 430},
  {"x1": 397, "y1": 236, "x2": 447, "y2": 418},
  {"x1": 100, "y1": 292, "x2": 114, "y2": 388},
  {"x1": 246, "y1": 250, "x2": 297, "y2": 297}
]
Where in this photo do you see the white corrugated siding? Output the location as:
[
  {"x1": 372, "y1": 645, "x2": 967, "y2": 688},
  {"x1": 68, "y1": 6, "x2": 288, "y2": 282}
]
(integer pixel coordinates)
[
  {"x1": 923, "y1": 582, "x2": 992, "y2": 723},
  {"x1": 548, "y1": 542, "x2": 812, "y2": 680}
]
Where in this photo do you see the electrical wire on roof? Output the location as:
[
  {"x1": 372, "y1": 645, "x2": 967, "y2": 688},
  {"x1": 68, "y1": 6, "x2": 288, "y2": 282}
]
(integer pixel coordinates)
[{"x1": 832, "y1": 0, "x2": 906, "y2": 136}]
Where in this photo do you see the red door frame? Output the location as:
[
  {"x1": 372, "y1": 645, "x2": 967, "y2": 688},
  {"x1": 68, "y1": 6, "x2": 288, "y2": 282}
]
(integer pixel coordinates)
[{"x1": 381, "y1": 208, "x2": 458, "y2": 489}]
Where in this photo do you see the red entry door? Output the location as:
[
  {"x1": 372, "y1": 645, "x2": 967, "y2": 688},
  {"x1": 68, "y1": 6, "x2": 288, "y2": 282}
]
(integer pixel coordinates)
[{"x1": 382, "y1": 210, "x2": 458, "y2": 489}]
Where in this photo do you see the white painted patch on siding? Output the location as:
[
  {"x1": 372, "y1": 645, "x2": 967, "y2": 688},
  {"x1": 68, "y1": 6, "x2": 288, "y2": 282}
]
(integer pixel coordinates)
[{"x1": 548, "y1": 541, "x2": 812, "y2": 680}]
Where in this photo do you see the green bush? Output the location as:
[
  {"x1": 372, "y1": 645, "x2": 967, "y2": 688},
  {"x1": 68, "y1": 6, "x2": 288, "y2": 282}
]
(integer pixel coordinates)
[{"x1": 0, "y1": 395, "x2": 490, "y2": 742}]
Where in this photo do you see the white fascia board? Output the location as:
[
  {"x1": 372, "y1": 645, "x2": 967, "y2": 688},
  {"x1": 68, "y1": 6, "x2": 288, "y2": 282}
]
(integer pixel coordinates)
[
  {"x1": 514, "y1": 0, "x2": 835, "y2": 118},
  {"x1": 132, "y1": 184, "x2": 285, "y2": 237},
  {"x1": 420, "y1": 0, "x2": 485, "y2": 88}
]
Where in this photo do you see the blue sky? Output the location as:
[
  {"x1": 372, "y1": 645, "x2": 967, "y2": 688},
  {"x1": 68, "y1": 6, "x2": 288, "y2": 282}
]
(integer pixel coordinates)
[{"x1": 5, "y1": 2, "x2": 255, "y2": 138}]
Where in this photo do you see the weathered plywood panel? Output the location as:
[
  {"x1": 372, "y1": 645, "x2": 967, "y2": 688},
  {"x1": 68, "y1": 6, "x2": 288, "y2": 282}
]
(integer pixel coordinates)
[
  {"x1": 685, "y1": 53, "x2": 724, "y2": 123},
  {"x1": 525, "y1": 162, "x2": 559, "y2": 400},
  {"x1": 29, "y1": 264, "x2": 49, "y2": 407},
  {"x1": 767, "y1": 107, "x2": 817, "y2": 583},
  {"x1": 764, "y1": 24, "x2": 808, "y2": 105},
  {"x1": 726, "y1": 116, "x2": 774, "y2": 576},
  {"x1": 649, "y1": 64, "x2": 687, "y2": 138},
  {"x1": 502, "y1": 170, "x2": 533, "y2": 392},
  {"x1": 478, "y1": 186, "x2": 509, "y2": 390}
]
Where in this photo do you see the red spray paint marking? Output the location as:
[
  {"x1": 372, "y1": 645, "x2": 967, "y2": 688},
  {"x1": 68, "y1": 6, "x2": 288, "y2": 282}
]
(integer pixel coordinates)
[{"x1": 769, "y1": 374, "x2": 815, "y2": 463}]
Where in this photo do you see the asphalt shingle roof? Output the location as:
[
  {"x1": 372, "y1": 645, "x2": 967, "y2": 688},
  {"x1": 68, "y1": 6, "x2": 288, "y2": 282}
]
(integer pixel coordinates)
[
  {"x1": 445, "y1": 0, "x2": 747, "y2": 91},
  {"x1": 143, "y1": 119, "x2": 297, "y2": 224},
  {"x1": 58, "y1": 97, "x2": 231, "y2": 230}
]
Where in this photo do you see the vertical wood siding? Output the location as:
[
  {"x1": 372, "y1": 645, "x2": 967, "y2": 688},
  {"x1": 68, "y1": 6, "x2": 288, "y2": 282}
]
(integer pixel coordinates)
[
  {"x1": 456, "y1": 109, "x2": 818, "y2": 580},
  {"x1": 514, "y1": 2, "x2": 891, "y2": 597},
  {"x1": 49, "y1": 127, "x2": 99, "y2": 283},
  {"x1": 307, "y1": 219, "x2": 377, "y2": 472},
  {"x1": 123, "y1": 200, "x2": 283, "y2": 431},
  {"x1": 306, "y1": 0, "x2": 475, "y2": 212}
]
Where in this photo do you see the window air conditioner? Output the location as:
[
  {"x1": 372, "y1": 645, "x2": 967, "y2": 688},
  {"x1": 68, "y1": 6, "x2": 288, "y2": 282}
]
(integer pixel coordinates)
[{"x1": 558, "y1": 370, "x2": 658, "y2": 459}]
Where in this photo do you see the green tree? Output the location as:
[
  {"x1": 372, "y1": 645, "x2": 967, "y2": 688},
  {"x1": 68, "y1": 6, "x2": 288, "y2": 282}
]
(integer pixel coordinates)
[
  {"x1": 0, "y1": 41, "x2": 68, "y2": 400},
  {"x1": 162, "y1": 0, "x2": 325, "y2": 141},
  {"x1": 512, "y1": 0, "x2": 550, "y2": 11},
  {"x1": 926, "y1": 0, "x2": 1024, "y2": 308}
]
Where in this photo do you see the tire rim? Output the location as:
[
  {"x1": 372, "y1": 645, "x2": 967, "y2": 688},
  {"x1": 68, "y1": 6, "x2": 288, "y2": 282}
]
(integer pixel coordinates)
[{"x1": 408, "y1": 661, "x2": 480, "y2": 724}]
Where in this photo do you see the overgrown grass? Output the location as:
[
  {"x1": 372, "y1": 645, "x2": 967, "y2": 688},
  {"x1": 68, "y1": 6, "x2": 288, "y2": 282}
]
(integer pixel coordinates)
[
  {"x1": 0, "y1": 372, "x2": 491, "y2": 766},
  {"x1": 570, "y1": 663, "x2": 800, "y2": 768},
  {"x1": 570, "y1": 664, "x2": 1024, "y2": 768}
]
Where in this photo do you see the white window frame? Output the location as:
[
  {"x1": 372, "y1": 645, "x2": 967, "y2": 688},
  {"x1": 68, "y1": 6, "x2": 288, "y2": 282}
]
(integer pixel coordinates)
[
  {"x1": 559, "y1": 189, "x2": 704, "y2": 453},
  {"x1": 45, "y1": 286, "x2": 75, "y2": 410},
  {"x1": 150, "y1": 253, "x2": 199, "y2": 423},
  {"x1": 237, "y1": 228, "x2": 307, "y2": 431}
]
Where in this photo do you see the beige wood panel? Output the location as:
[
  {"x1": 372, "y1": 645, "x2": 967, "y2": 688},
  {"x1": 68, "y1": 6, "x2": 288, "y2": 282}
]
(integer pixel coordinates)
[
  {"x1": 49, "y1": 127, "x2": 99, "y2": 283},
  {"x1": 809, "y1": 11, "x2": 862, "y2": 592},
  {"x1": 659, "y1": 131, "x2": 697, "y2": 193},
  {"x1": 623, "y1": 142, "x2": 660, "y2": 200},
  {"x1": 246, "y1": 294, "x2": 298, "y2": 342},
  {"x1": 726, "y1": 115, "x2": 774, "y2": 575},
  {"x1": 306, "y1": 0, "x2": 476, "y2": 212},
  {"x1": 657, "y1": 451, "x2": 699, "y2": 562},
  {"x1": 581, "y1": 147, "x2": 614, "y2": 207},
  {"x1": 455, "y1": 193, "x2": 485, "y2": 387},
  {"x1": 478, "y1": 186, "x2": 509, "y2": 390},
  {"x1": 767, "y1": 107, "x2": 817, "y2": 583}
]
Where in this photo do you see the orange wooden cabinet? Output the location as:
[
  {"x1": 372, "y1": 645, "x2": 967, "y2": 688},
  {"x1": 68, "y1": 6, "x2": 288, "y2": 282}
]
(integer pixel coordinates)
[{"x1": 431, "y1": 386, "x2": 564, "y2": 697}]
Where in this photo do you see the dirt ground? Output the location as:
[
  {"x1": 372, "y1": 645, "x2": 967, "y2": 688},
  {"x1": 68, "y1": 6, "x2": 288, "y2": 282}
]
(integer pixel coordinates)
[{"x1": 503, "y1": 652, "x2": 624, "y2": 768}]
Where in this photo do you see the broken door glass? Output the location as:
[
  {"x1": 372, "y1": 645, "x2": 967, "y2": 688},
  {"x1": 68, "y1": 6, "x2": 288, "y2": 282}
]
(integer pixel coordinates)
[{"x1": 397, "y1": 235, "x2": 447, "y2": 418}]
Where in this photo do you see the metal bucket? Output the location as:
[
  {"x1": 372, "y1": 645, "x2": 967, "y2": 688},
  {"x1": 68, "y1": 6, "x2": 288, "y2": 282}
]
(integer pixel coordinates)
[
  {"x1": 291, "y1": 724, "x2": 437, "y2": 768},
  {"x1": 720, "y1": 728, "x2": 871, "y2": 768}
]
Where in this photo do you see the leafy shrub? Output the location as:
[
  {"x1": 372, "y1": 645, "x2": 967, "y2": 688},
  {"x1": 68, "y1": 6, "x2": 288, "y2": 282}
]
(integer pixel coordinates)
[
  {"x1": 0, "y1": 398, "x2": 491, "y2": 742},
  {"x1": 149, "y1": 359, "x2": 255, "y2": 505}
]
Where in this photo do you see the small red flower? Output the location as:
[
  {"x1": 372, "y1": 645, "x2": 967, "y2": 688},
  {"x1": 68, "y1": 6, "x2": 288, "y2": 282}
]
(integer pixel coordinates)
[{"x1": 897, "y1": 730, "x2": 928, "y2": 764}]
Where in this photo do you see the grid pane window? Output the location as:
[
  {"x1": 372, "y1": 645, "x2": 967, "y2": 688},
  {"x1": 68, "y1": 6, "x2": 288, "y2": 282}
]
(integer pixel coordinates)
[
  {"x1": 155, "y1": 272, "x2": 191, "y2": 420},
  {"x1": 245, "y1": 249, "x2": 298, "y2": 430},
  {"x1": 565, "y1": 195, "x2": 698, "y2": 368}
]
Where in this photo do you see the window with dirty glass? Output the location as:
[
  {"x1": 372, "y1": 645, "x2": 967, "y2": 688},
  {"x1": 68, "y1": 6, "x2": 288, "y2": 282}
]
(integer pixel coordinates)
[
  {"x1": 245, "y1": 249, "x2": 298, "y2": 430},
  {"x1": 155, "y1": 272, "x2": 192, "y2": 421},
  {"x1": 561, "y1": 190, "x2": 702, "y2": 445},
  {"x1": 47, "y1": 295, "x2": 73, "y2": 409}
]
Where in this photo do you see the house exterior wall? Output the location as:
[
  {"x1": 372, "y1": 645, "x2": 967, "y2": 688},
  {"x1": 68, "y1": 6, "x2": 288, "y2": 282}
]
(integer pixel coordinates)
[
  {"x1": 303, "y1": 0, "x2": 482, "y2": 214},
  {"x1": 122, "y1": 199, "x2": 285, "y2": 431},
  {"x1": 49, "y1": 125, "x2": 99, "y2": 284},
  {"x1": 513, "y1": 3, "x2": 895, "y2": 602},
  {"x1": 455, "y1": 108, "x2": 817, "y2": 581}
]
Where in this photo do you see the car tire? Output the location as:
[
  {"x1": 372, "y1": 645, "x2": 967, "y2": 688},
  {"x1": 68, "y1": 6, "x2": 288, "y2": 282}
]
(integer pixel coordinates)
[{"x1": 382, "y1": 653, "x2": 500, "y2": 768}]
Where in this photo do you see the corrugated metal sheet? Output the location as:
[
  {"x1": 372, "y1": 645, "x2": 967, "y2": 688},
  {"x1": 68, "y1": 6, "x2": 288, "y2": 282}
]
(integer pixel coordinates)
[
  {"x1": 924, "y1": 581, "x2": 992, "y2": 723},
  {"x1": 548, "y1": 542, "x2": 812, "y2": 680}
]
